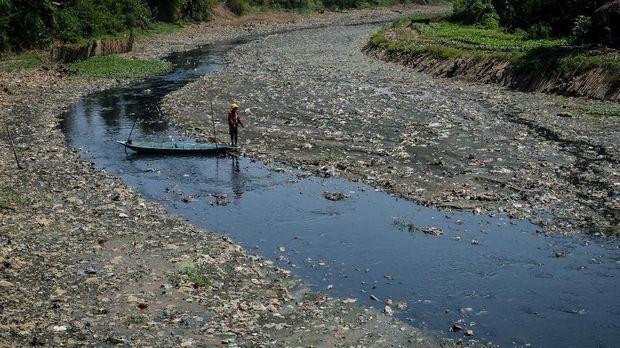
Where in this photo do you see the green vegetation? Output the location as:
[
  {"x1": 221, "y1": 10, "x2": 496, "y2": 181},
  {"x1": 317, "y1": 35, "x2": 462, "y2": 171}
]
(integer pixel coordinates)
[
  {"x1": 451, "y1": 0, "x2": 498, "y2": 28},
  {"x1": 0, "y1": 186, "x2": 26, "y2": 210},
  {"x1": 450, "y1": 0, "x2": 612, "y2": 39},
  {"x1": 413, "y1": 22, "x2": 565, "y2": 52},
  {"x1": 579, "y1": 103, "x2": 620, "y2": 118},
  {"x1": 371, "y1": 9, "x2": 620, "y2": 86},
  {"x1": 1, "y1": 0, "x2": 440, "y2": 55},
  {"x1": 310, "y1": 153, "x2": 346, "y2": 164},
  {"x1": 0, "y1": 51, "x2": 45, "y2": 71},
  {"x1": 67, "y1": 56, "x2": 172, "y2": 79},
  {"x1": 177, "y1": 262, "x2": 211, "y2": 287},
  {"x1": 512, "y1": 47, "x2": 620, "y2": 86},
  {"x1": 0, "y1": 191, "x2": 14, "y2": 210},
  {"x1": 370, "y1": 15, "x2": 564, "y2": 60}
]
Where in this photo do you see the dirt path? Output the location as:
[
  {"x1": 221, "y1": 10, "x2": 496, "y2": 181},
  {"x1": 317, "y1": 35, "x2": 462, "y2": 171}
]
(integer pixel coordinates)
[
  {"x1": 164, "y1": 17, "x2": 620, "y2": 237},
  {"x1": 0, "y1": 6, "x2": 464, "y2": 347}
]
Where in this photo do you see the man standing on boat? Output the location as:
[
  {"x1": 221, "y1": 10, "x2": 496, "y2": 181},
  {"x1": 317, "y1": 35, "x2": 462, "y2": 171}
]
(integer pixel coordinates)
[{"x1": 227, "y1": 101, "x2": 244, "y2": 146}]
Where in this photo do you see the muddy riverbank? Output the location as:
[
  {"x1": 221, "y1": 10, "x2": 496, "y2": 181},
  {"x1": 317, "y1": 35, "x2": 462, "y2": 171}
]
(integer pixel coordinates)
[
  {"x1": 363, "y1": 44, "x2": 620, "y2": 103},
  {"x1": 164, "y1": 18, "x2": 619, "y2": 237},
  {"x1": 1, "y1": 7, "x2": 462, "y2": 347}
]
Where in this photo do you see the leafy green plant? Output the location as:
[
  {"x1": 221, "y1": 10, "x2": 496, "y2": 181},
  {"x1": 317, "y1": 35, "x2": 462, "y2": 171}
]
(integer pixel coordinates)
[
  {"x1": 178, "y1": 262, "x2": 211, "y2": 287},
  {"x1": 568, "y1": 15, "x2": 592, "y2": 45},
  {"x1": 579, "y1": 104, "x2": 620, "y2": 118}
]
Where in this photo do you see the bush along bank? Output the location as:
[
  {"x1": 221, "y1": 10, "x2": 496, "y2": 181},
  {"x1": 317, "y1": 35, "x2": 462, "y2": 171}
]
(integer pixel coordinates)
[{"x1": 365, "y1": 13, "x2": 620, "y2": 102}]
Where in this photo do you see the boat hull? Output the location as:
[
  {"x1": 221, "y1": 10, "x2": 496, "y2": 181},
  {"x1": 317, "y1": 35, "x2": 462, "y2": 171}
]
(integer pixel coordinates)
[{"x1": 117, "y1": 141, "x2": 234, "y2": 155}]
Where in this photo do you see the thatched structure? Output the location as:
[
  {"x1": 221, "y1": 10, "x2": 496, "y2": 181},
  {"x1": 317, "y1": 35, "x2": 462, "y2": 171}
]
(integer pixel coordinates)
[
  {"x1": 597, "y1": 0, "x2": 620, "y2": 12},
  {"x1": 50, "y1": 35, "x2": 134, "y2": 63},
  {"x1": 596, "y1": 0, "x2": 620, "y2": 45}
]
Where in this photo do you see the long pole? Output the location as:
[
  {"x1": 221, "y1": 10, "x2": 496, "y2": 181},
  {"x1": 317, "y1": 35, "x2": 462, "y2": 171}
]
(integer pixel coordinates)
[
  {"x1": 127, "y1": 118, "x2": 138, "y2": 143},
  {"x1": 124, "y1": 118, "x2": 138, "y2": 155},
  {"x1": 210, "y1": 99, "x2": 218, "y2": 149},
  {"x1": 5, "y1": 124, "x2": 23, "y2": 170}
]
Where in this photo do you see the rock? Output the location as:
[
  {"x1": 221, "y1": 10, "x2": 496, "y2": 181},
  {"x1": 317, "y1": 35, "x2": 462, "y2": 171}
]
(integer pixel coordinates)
[
  {"x1": 450, "y1": 324, "x2": 463, "y2": 332},
  {"x1": 3, "y1": 259, "x2": 13, "y2": 268},
  {"x1": 52, "y1": 325, "x2": 67, "y2": 332},
  {"x1": 323, "y1": 191, "x2": 349, "y2": 201},
  {"x1": 558, "y1": 112, "x2": 572, "y2": 118},
  {"x1": 421, "y1": 227, "x2": 443, "y2": 236},
  {"x1": 210, "y1": 193, "x2": 229, "y2": 206},
  {"x1": 384, "y1": 305, "x2": 393, "y2": 316},
  {"x1": 460, "y1": 307, "x2": 473, "y2": 314},
  {"x1": 465, "y1": 329, "x2": 474, "y2": 336},
  {"x1": 0, "y1": 280, "x2": 14, "y2": 287},
  {"x1": 370, "y1": 294, "x2": 380, "y2": 302}
]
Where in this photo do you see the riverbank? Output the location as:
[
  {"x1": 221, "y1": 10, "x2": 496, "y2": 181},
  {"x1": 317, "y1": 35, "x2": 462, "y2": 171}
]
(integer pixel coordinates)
[
  {"x1": 163, "y1": 11, "x2": 619, "y2": 236},
  {"x1": 0, "y1": 6, "x2": 461, "y2": 347},
  {"x1": 365, "y1": 14, "x2": 620, "y2": 102}
]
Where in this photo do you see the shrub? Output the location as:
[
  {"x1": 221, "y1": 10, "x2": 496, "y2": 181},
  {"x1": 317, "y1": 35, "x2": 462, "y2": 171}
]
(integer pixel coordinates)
[
  {"x1": 568, "y1": 15, "x2": 592, "y2": 45},
  {"x1": 227, "y1": 0, "x2": 250, "y2": 15},
  {"x1": 527, "y1": 22, "x2": 553, "y2": 39},
  {"x1": 54, "y1": 0, "x2": 152, "y2": 42},
  {"x1": 452, "y1": 0, "x2": 499, "y2": 29},
  {"x1": 149, "y1": 0, "x2": 218, "y2": 21}
]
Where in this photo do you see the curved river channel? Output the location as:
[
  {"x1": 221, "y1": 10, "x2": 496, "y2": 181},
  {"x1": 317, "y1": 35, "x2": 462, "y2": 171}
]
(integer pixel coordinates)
[{"x1": 60, "y1": 39, "x2": 620, "y2": 347}]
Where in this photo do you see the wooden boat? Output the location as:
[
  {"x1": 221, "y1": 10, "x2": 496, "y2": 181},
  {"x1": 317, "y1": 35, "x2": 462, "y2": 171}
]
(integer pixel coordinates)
[{"x1": 117, "y1": 140, "x2": 234, "y2": 155}]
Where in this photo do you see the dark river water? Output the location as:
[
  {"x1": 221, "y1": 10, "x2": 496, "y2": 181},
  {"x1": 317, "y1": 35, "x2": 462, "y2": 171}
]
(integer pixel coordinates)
[{"x1": 60, "y1": 41, "x2": 620, "y2": 347}]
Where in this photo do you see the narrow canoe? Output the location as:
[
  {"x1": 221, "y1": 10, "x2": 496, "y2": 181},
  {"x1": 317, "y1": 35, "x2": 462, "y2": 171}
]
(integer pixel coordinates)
[{"x1": 117, "y1": 141, "x2": 234, "y2": 155}]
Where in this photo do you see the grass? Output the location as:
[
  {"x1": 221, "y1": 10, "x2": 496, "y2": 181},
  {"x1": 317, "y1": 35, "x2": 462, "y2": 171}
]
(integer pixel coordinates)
[
  {"x1": 67, "y1": 55, "x2": 172, "y2": 79},
  {"x1": 0, "y1": 192, "x2": 13, "y2": 210},
  {"x1": 134, "y1": 21, "x2": 185, "y2": 38},
  {"x1": 0, "y1": 51, "x2": 45, "y2": 71},
  {"x1": 413, "y1": 23, "x2": 564, "y2": 52},
  {"x1": 0, "y1": 21, "x2": 182, "y2": 73},
  {"x1": 511, "y1": 47, "x2": 620, "y2": 87},
  {"x1": 371, "y1": 14, "x2": 565, "y2": 57},
  {"x1": 178, "y1": 263, "x2": 211, "y2": 288},
  {"x1": 370, "y1": 14, "x2": 620, "y2": 86},
  {"x1": 0, "y1": 186, "x2": 26, "y2": 210}
]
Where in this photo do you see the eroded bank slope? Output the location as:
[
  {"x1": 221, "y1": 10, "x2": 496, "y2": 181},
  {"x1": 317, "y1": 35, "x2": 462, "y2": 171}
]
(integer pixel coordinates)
[
  {"x1": 164, "y1": 15, "x2": 619, "y2": 236},
  {"x1": 0, "y1": 8, "x2": 460, "y2": 347},
  {"x1": 364, "y1": 45, "x2": 620, "y2": 103}
]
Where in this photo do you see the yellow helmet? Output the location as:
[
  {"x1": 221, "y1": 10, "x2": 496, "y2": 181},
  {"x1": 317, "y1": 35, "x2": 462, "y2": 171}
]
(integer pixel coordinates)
[{"x1": 231, "y1": 102, "x2": 238, "y2": 109}]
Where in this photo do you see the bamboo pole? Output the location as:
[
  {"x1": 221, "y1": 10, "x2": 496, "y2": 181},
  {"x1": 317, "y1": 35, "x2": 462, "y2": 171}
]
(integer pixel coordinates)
[{"x1": 210, "y1": 99, "x2": 218, "y2": 149}]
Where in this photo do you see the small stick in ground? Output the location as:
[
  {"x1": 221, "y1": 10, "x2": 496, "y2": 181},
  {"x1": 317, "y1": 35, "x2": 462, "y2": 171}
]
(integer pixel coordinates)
[{"x1": 5, "y1": 124, "x2": 23, "y2": 170}]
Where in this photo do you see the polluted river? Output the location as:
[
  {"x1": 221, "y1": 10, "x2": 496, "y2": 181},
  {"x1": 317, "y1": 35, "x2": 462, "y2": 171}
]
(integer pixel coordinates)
[{"x1": 60, "y1": 39, "x2": 620, "y2": 347}]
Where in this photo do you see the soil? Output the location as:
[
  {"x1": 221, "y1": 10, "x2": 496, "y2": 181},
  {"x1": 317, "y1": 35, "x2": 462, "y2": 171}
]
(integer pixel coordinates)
[
  {"x1": 0, "y1": 5, "x2": 475, "y2": 348},
  {"x1": 162, "y1": 10, "x2": 620, "y2": 237}
]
